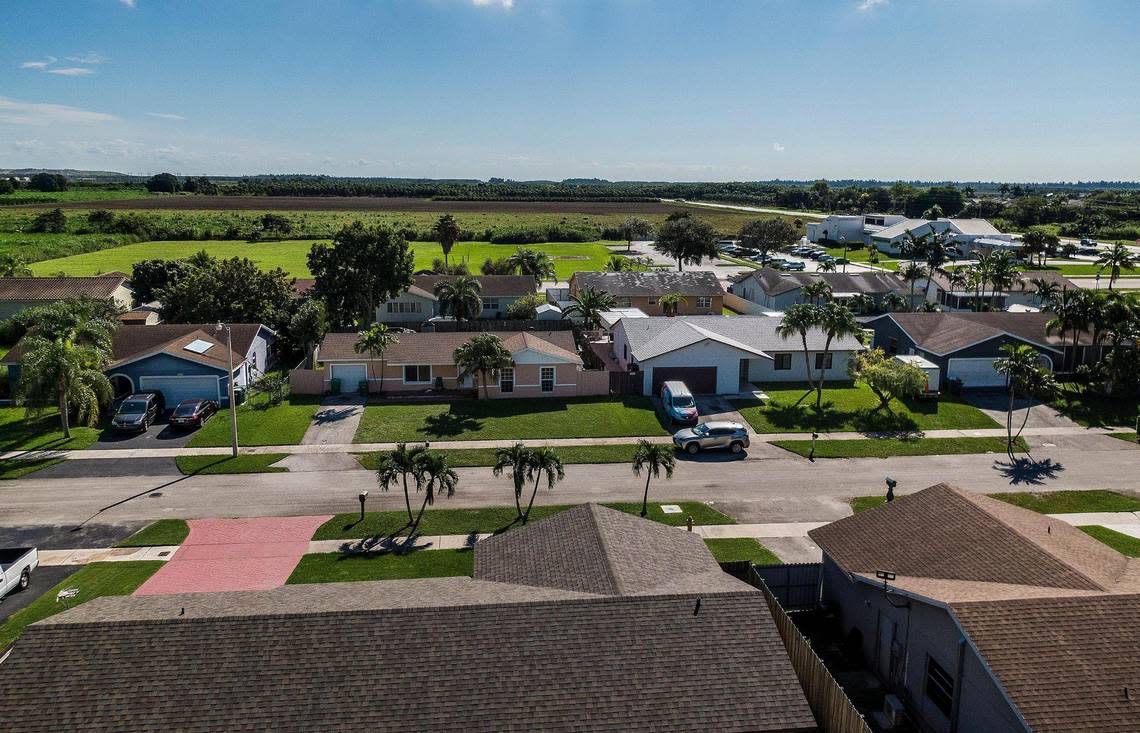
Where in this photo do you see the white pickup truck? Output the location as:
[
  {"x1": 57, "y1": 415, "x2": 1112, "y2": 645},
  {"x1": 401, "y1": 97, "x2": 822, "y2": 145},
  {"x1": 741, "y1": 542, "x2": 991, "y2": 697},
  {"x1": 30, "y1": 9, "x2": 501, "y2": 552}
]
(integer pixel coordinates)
[{"x1": 0, "y1": 548, "x2": 38, "y2": 598}]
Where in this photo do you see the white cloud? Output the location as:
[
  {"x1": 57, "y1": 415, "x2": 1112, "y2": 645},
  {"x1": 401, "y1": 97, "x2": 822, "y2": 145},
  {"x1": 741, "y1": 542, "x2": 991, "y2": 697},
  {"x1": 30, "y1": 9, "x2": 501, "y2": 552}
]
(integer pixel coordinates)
[
  {"x1": 20, "y1": 57, "x2": 57, "y2": 70},
  {"x1": 65, "y1": 52, "x2": 108, "y2": 65},
  {"x1": 0, "y1": 96, "x2": 118, "y2": 126},
  {"x1": 145, "y1": 112, "x2": 186, "y2": 120},
  {"x1": 119, "y1": 0, "x2": 136, "y2": 7},
  {"x1": 857, "y1": 0, "x2": 888, "y2": 11},
  {"x1": 47, "y1": 67, "x2": 95, "y2": 76},
  {"x1": 772, "y1": 142, "x2": 786, "y2": 152},
  {"x1": 471, "y1": 0, "x2": 514, "y2": 8}
]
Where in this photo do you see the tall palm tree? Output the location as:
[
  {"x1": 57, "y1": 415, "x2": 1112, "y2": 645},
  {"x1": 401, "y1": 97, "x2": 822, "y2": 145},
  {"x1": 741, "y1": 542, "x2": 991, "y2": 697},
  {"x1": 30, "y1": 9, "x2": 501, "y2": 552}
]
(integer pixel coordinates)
[
  {"x1": 846, "y1": 292, "x2": 875, "y2": 316},
  {"x1": 986, "y1": 251, "x2": 1022, "y2": 305},
  {"x1": 658, "y1": 292, "x2": 687, "y2": 316},
  {"x1": 561, "y1": 286, "x2": 616, "y2": 329},
  {"x1": 522, "y1": 447, "x2": 564, "y2": 524},
  {"x1": 603, "y1": 255, "x2": 629, "y2": 272},
  {"x1": 777, "y1": 303, "x2": 822, "y2": 398},
  {"x1": 879, "y1": 292, "x2": 908, "y2": 313},
  {"x1": 800, "y1": 280, "x2": 832, "y2": 305},
  {"x1": 408, "y1": 451, "x2": 458, "y2": 538},
  {"x1": 898, "y1": 261, "x2": 927, "y2": 311},
  {"x1": 432, "y1": 213, "x2": 462, "y2": 270},
  {"x1": 506, "y1": 248, "x2": 556, "y2": 285},
  {"x1": 354, "y1": 323, "x2": 399, "y2": 395},
  {"x1": 434, "y1": 275, "x2": 483, "y2": 322},
  {"x1": 375, "y1": 443, "x2": 428, "y2": 526},
  {"x1": 994, "y1": 344, "x2": 1058, "y2": 460},
  {"x1": 453, "y1": 333, "x2": 513, "y2": 399},
  {"x1": 492, "y1": 443, "x2": 533, "y2": 522},
  {"x1": 921, "y1": 230, "x2": 951, "y2": 302},
  {"x1": 1096, "y1": 243, "x2": 1139, "y2": 289},
  {"x1": 814, "y1": 302, "x2": 862, "y2": 409},
  {"x1": 1027, "y1": 277, "x2": 1061, "y2": 309},
  {"x1": 631, "y1": 439, "x2": 675, "y2": 517},
  {"x1": 1045, "y1": 288, "x2": 1092, "y2": 372},
  {"x1": 817, "y1": 259, "x2": 837, "y2": 273}
]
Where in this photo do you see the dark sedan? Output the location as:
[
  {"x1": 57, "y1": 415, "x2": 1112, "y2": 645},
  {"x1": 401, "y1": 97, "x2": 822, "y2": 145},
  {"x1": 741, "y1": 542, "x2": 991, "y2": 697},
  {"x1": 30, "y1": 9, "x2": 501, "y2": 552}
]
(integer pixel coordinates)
[{"x1": 169, "y1": 399, "x2": 219, "y2": 429}]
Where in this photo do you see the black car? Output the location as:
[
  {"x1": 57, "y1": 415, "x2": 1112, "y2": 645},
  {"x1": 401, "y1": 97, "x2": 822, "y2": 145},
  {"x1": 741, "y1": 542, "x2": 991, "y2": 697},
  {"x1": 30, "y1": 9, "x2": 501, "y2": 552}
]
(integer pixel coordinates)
[
  {"x1": 169, "y1": 399, "x2": 219, "y2": 429},
  {"x1": 111, "y1": 392, "x2": 164, "y2": 433}
]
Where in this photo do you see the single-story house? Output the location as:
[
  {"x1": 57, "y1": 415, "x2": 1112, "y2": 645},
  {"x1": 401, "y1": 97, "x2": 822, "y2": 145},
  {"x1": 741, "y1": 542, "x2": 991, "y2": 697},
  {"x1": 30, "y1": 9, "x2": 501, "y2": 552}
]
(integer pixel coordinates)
[
  {"x1": 869, "y1": 218, "x2": 1012, "y2": 256},
  {"x1": 569, "y1": 271, "x2": 725, "y2": 316},
  {"x1": 0, "y1": 505, "x2": 816, "y2": 732},
  {"x1": 806, "y1": 213, "x2": 908, "y2": 245},
  {"x1": 0, "y1": 273, "x2": 133, "y2": 321},
  {"x1": 864, "y1": 311, "x2": 1097, "y2": 387},
  {"x1": 730, "y1": 267, "x2": 908, "y2": 311},
  {"x1": 810, "y1": 483, "x2": 1140, "y2": 733},
  {"x1": 610, "y1": 315, "x2": 864, "y2": 396},
  {"x1": 315, "y1": 329, "x2": 607, "y2": 398},
  {"x1": 2, "y1": 323, "x2": 274, "y2": 405},
  {"x1": 376, "y1": 274, "x2": 537, "y2": 324},
  {"x1": 926, "y1": 270, "x2": 1077, "y2": 312}
]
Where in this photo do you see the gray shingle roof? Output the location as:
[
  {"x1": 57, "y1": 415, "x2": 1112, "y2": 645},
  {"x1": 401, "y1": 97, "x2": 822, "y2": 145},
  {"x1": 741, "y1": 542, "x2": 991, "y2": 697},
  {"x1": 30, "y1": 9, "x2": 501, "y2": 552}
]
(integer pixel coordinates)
[
  {"x1": 572, "y1": 270, "x2": 725, "y2": 297},
  {"x1": 620, "y1": 315, "x2": 864, "y2": 362},
  {"x1": 876, "y1": 312, "x2": 1067, "y2": 355},
  {"x1": 0, "y1": 273, "x2": 128, "y2": 301},
  {"x1": 742, "y1": 267, "x2": 906, "y2": 297}
]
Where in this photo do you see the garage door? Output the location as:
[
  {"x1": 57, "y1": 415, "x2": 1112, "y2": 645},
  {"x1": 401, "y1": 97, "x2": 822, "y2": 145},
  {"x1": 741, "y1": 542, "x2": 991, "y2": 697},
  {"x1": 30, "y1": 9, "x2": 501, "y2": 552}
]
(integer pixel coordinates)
[
  {"x1": 139, "y1": 375, "x2": 221, "y2": 406},
  {"x1": 947, "y1": 358, "x2": 1006, "y2": 389},
  {"x1": 651, "y1": 366, "x2": 718, "y2": 395},
  {"x1": 331, "y1": 363, "x2": 368, "y2": 387}
]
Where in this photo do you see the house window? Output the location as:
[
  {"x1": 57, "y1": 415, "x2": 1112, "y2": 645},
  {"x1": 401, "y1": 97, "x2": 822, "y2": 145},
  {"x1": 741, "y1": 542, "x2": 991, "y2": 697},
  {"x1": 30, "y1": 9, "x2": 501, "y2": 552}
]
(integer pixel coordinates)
[
  {"x1": 615, "y1": 296, "x2": 633, "y2": 308},
  {"x1": 924, "y1": 656, "x2": 955, "y2": 717},
  {"x1": 815, "y1": 353, "x2": 834, "y2": 370},
  {"x1": 696, "y1": 296, "x2": 712, "y2": 308},
  {"x1": 387, "y1": 301, "x2": 421, "y2": 314},
  {"x1": 888, "y1": 337, "x2": 899, "y2": 354},
  {"x1": 482, "y1": 297, "x2": 500, "y2": 312},
  {"x1": 774, "y1": 353, "x2": 792, "y2": 371},
  {"x1": 647, "y1": 296, "x2": 658, "y2": 306},
  {"x1": 403, "y1": 365, "x2": 431, "y2": 384},
  {"x1": 540, "y1": 367, "x2": 555, "y2": 392},
  {"x1": 623, "y1": 343, "x2": 628, "y2": 360},
  {"x1": 499, "y1": 367, "x2": 515, "y2": 393}
]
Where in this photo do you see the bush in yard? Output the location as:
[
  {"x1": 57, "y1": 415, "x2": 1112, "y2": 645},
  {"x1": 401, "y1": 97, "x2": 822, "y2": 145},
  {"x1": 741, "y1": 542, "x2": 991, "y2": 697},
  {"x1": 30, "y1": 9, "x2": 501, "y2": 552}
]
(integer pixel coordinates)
[
  {"x1": 145, "y1": 172, "x2": 181, "y2": 194},
  {"x1": 848, "y1": 348, "x2": 927, "y2": 411},
  {"x1": 505, "y1": 291, "x2": 546, "y2": 320},
  {"x1": 249, "y1": 373, "x2": 290, "y2": 408}
]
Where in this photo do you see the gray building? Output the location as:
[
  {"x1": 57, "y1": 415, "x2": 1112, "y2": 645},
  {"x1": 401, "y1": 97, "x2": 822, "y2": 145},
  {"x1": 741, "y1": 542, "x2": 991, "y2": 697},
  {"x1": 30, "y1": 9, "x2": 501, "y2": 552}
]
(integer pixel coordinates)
[
  {"x1": 376, "y1": 274, "x2": 536, "y2": 324},
  {"x1": 730, "y1": 267, "x2": 907, "y2": 312}
]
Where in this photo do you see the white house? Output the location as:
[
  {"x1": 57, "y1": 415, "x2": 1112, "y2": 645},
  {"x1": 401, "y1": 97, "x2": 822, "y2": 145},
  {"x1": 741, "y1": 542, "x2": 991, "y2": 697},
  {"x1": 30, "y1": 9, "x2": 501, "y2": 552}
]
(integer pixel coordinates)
[{"x1": 806, "y1": 213, "x2": 908, "y2": 245}]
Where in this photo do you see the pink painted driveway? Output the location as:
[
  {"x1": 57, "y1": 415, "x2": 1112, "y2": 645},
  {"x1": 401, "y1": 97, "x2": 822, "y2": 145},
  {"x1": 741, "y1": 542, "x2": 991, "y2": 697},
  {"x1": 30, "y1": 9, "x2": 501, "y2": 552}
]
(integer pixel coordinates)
[{"x1": 134, "y1": 516, "x2": 331, "y2": 595}]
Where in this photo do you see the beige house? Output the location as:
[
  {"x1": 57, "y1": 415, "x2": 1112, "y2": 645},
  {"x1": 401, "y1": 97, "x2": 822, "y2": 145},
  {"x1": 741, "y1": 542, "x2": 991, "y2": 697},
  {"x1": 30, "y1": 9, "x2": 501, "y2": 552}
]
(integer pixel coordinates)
[
  {"x1": 0, "y1": 273, "x2": 133, "y2": 321},
  {"x1": 569, "y1": 271, "x2": 724, "y2": 316},
  {"x1": 376, "y1": 274, "x2": 537, "y2": 324}
]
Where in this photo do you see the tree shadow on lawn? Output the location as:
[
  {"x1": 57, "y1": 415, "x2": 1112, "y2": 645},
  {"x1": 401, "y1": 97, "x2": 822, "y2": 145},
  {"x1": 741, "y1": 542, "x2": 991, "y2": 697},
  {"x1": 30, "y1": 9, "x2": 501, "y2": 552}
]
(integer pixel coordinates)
[{"x1": 761, "y1": 398, "x2": 920, "y2": 434}]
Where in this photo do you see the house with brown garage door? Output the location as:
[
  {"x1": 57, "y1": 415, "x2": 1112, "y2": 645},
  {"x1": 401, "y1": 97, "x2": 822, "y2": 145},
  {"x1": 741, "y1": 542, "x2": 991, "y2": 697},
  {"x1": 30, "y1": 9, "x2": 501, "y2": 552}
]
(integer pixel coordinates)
[
  {"x1": 314, "y1": 330, "x2": 608, "y2": 398},
  {"x1": 569, "y1": 271, "x2": 724, "y2": 316}
]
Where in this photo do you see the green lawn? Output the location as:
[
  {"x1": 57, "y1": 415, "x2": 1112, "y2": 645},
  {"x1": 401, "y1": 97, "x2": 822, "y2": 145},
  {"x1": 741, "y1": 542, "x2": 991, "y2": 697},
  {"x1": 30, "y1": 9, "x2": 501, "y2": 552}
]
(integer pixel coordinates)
[
  {"x1": 1079, "y1": 526, "x2": 1140, "y2": 557},
  {"x1": 29, "y1": 239, "x2": 621, "y2": 279},
  {"x1": 772, "y1": 436, "x2": 1022, "y2": 459},
  {"x1": 850, "y1": 495, "x2": 888, "y2": 513},
  {"x1": 356, "y1": 443, "x2": 641, "y2": 470},
  {"x1": 0, "y1": 561, "x2": 163, "y2": 649},
  {"x1": 0, "y1": 457, "x2": 63, "y2": 480},
  {"x1": 730, "y1": 383, "x2": 998, "y2": 434},
  {"x1": 312, "y1": 501, "x2": 734, "y2": 541},
  {"x1": 287, "y1": 549, "x2": 474, "y2": 584},
  {"x1": 1024, "y1": 263, "x2": 1138, "y2": 277},
  {"x1": 116, "y1": 519, "x2": 190, "y2": 547},
  {"x1": 187, "y1": 394, "x2": 320, "y2": 447},
  {"x1": 850, "y1": 489, "x2": 1140, "y2": 515},
  {"x1": 0, "y1": 407, "x2": 101, "y2": 452},
  {"x1": 704, "y1": 538, "x2": 781, "y2": 564},
  {"x1": 0, "y1": 187, "x2": 150, "y2": 203},
  {"x1": 175, "y1": 453, "x2": 288, "y2": 475},
  {"x1": 1109, "y1": 432, "x2": 1138, "y2": 443},
  {"x1": 353, "y1": 396, "x2": 666, "y2": 443},
  {"x1": 1051, "y1": 387, "x2": 1137, "y2": 429}
]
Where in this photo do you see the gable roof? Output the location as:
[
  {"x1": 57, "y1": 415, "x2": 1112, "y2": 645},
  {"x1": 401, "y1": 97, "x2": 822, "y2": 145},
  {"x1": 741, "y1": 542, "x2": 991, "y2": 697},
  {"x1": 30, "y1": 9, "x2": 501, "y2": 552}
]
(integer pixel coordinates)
[
  {"x1": 0, "y1": 274, "x2": 129, "y2": 301},
  {"x1": 741, "y1": 267, "x2": 906, "y2": 297},
  {"x1": 572, "y1": 270, "x2": 725, "y2": 297},
  {"x1": 620, "y1": 315, "x2": 863, "y2": 363},
  {"x1": 410, "y1": 274, "x2": 537, "y2": 300},
  {"x1": 2, "y1": 323, "x2": 267, "y2": 368},
  {"x1": 498, "y1": 331, "x2": 582, "y2": 363},
  {"x1": 871, "y1": 218, "x2": 930, "y2": 240},
  {"x1": 943, "y1": 218, "x2": 1002, "y2": 236},
  {"x1": 317, "y1": 330, "x2": 579, "y2": 365},
  {"x1": 878, "y1": 311, "x2": 1066, "y2": 355}
]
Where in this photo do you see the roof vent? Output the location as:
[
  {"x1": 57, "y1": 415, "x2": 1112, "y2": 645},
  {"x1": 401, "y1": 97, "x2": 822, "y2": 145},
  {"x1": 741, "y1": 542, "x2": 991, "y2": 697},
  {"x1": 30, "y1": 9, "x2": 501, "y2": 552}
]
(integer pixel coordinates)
[{"x1": 184, "y1": 338, "x2": 215, "y2": 355}]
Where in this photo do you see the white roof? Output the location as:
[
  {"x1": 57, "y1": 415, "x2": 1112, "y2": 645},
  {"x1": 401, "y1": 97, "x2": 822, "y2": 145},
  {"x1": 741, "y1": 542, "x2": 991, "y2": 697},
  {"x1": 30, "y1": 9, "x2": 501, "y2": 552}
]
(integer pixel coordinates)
[
  {"x1": 944, "y1": 218, "x2": 1002, "y2": 236},
  {"x1": 619, "y1": 315, "x2": 864, "y2": 363},
  {"x1": 893, "y1": 354, "x2": 939, "y2": 370},
  {"x1": 535, "y1": 303, "x2": 561, "y2": 314},
  {"x1": 872, "y1": 219, "x2": 930, "y2": 240},
  {"x1": 599, "y1": 308, "x2": 649, "y2": 329}
]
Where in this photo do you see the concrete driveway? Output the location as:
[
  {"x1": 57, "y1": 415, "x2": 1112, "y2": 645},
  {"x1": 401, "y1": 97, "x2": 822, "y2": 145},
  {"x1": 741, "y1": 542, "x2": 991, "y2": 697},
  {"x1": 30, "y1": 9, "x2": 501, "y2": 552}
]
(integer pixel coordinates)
[
  {"x1": 91, "y1": 412, "x2": 197, "y2": 450},
  {"x1": 303, "y1": 394, "x2": 365, "y2": 446},
  {"x1": 962, "y1": 393, "x2": 1084, "y2": 430}
]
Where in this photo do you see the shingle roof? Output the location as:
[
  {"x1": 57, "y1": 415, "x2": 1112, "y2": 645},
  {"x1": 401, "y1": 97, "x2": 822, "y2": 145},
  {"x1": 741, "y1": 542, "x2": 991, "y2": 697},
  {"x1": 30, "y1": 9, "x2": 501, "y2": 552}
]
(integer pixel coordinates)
[
  {"x1": 743, "y1": 267, "x2": 906, "y2": 297},
  {"x1": 877, "y1": 311, "x2": 1067, "y2": 355},
  {"x1": 573, "y1": 270, "x2": 725, "y2": 297},
  {"x1": 413, "y1": 274, "x2": 537, "y2": 298},
  {"x1": 620, "y1": 315, "x2": 864, "y2": 363},
  {"x1": 318, "y1": 330, "x2": 579, "y2": 365},
  {"x1": 0, "y1": 273, "x2": 129, "y2": 301},
  {"x1": 2, "y1": 323, "x2": 265, "y2": 368},
  {"x1": 499, "y1": 331, "x2": 582, "y2": 364}
]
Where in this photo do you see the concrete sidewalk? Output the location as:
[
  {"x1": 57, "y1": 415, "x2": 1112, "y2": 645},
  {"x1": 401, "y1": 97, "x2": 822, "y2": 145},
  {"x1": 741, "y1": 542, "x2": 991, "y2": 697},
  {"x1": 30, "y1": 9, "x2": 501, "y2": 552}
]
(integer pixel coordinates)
[{"x1": 1049, "y1": 511, "x2": 1140, "y2": 539}]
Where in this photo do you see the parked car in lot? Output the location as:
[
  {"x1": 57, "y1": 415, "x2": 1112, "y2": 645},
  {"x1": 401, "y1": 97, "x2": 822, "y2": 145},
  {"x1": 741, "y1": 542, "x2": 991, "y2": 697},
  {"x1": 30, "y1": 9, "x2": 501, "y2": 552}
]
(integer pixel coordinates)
[
  {"x1": 110, "y1": 392, "x2": 165, "y2": 433},
  {"x1": 660, "y1": 380, "x2": 698, "y2": 424},
  {"x1": 169, "y1": 398, "x2": 219, "y2": 429},
  {"x1": 782, "y1": 261, "x2": 807, "y2": 271},
  {"x1": 0, "y1": 547, "x2": 38, "y2": 599},
  {"x1": 673, "y1": 421, "x2": 750, "y2": 455}
]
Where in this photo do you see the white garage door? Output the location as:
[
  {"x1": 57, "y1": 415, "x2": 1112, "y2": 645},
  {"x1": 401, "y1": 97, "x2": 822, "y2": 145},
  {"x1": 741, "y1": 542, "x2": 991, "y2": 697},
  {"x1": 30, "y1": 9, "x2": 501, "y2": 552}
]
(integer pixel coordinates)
[
  {"x1": 331, "y1": 363, "x2": 368, "y2": 387},
  {"x1": 947, "y1": 358, "x2": 1006, "y2": 389},
  {"x1": 139, "y1": 375, "x2": 221, "y2": 406}
]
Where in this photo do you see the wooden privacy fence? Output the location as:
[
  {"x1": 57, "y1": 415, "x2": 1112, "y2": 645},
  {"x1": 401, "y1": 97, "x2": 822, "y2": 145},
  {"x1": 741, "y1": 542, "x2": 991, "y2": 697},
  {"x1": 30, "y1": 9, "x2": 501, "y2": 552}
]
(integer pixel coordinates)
[
  {"x1": 753, "y1": 563, "x2": 822, "y2": 611},
  {"x1": 752, "y1": 566, "x2": 872, "y2": 733}
]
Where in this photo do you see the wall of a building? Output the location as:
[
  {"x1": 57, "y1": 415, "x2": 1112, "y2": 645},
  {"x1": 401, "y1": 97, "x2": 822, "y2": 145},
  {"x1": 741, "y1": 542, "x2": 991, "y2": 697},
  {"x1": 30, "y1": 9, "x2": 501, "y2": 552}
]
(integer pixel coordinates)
[{"x1": 746, "y1": 349, "x2": 855, "y2": 383}]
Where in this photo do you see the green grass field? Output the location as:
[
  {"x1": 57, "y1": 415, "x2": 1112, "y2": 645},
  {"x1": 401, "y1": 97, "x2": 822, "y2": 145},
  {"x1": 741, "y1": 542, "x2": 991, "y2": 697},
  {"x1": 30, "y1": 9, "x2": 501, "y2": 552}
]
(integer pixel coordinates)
[
  {"x1": 0, "y1": 407, "x2": 101, "y2": 452},
  {"x1": 0, "y1": 188, "x2": 152, "y2": 203},
  {"x1": 1051, "y1": 386, "x2": 1138, "y2": 429},
  {"x1": 116, "y1": 519, "x2": 191, "y2": 547},
  {"x1": 703, "y1": 538, "x2": 781, "y2": 564},
  {"x1": 730, "y1": 383, "x2": 998, "y2": 434},
  {"x1": 356, "y1": 443, "x2": 641, "y2": 470},
  {"x1": 772, "y1": 436, "x2": 1022, "y2": 459},
  {"x1": 851, "y1": 489, "x2": 1140, "y2": 515},
  {"x1": 186, "y1": 394, "x2": 320, "y2": 447},
  {"x1": 1078, "y1": 526, "x2": 1140, "y2": 556},
  {"x1": 174, "y1": 453, "x2": 289, "y2": 475},
  {"x1": 353, "y1": 396, "x2": 666, "y2": 443},
  {"x1": 287, "y1": 549, "x2": 474, "y2": 584}
]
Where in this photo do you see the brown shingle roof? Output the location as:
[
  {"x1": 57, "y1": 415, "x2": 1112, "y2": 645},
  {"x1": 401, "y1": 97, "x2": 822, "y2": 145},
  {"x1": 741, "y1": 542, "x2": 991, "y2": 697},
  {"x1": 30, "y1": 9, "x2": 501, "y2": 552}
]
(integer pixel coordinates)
[
  {"x1": 0, "y1": 274, "x2": 128, "y2": 301},
  {"x1": 318, "y1": 330, "x2": 578, "y2": 365},
  {"x1": 413, "y1": 274, "x2": 536, "y2": 298},
  {"x1": 881, "y1": 311, "x2": 1067, "y2": 355},
  {"x1": 572, "y1": 270, "x2": 725, "y2": 297}
]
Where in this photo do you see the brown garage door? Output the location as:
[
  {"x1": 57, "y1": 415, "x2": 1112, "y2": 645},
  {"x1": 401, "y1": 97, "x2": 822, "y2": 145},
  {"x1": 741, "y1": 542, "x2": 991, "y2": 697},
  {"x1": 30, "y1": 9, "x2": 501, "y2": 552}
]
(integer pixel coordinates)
[{"x1": 651, "y1": 366, "x2": 718, "y2": 395}]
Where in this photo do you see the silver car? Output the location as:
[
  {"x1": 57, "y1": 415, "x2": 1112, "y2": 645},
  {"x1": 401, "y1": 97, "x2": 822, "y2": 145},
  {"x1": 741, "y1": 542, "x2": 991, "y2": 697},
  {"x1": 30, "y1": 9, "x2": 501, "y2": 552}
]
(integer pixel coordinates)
[{"x1": 673, "y1": 421, "x2": 750, "y2": 455}]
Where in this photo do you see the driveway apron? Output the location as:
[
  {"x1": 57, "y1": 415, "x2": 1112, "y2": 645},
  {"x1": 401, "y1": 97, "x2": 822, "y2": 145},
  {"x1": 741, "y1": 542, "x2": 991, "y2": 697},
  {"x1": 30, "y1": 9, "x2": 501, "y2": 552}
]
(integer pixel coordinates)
[{"x1": 302, "y1": 394, "x2": 366, "y2": 445}]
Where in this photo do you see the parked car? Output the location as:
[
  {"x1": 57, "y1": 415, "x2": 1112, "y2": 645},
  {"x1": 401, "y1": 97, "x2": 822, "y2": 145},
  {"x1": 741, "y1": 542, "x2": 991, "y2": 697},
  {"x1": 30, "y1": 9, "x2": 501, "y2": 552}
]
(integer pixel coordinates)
[
  {"x1": 782, "y1": 261, "x2": 806, "y2": 271},
  {"x1": 0, "y1": 547, "x2": 38, "y2": 599},
  {"x1": 673, "y1": 421, "x2": 750, "y2": 455},
  {"x1": 833, "y1": 257, "x2": 850, "y2": 265},
  {"x1": 659, "y1": 380, "x2": 698, "y2": 424},
  {"x1": 111, "y1": 392, "x2": 164, "y2": 433},
  {"x1": 169, "y1": 398, "x2": 219, "y2": 429},
  {"x1": 1076, "y1": 246, "x2": 1101, "y2": 256}
]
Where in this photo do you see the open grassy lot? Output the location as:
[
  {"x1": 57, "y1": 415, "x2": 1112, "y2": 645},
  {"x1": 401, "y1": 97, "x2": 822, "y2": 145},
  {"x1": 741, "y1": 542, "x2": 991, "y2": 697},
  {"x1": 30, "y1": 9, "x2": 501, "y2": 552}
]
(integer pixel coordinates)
[
  {"x1": 312, "y1": 501, "x2": 733, "y2": 541},
  {"x1": 356, "y1": 443, "x2": 640, "y2": 470},
  {"x1": 704, "y1": 538, "x2": 781, "y2": 564},
  {"x1": 1024, "y1": 263, "x2": 1138, "y2": 277},
  {"x1": 0, "y1": 407, "x2": 101, "y2": 452},
  {"x1": 0, "y1": 188, "x2": 151, "y2": 204},
  {"x1": 187, "y1": 394, "x2": 319, "y2": 447},
  {"x1": 1078, "y1": 526, "x2": 1140, "y2": 556},
  {"x1": 353, "y1": 396, "x2": 666, "y2": 443},
  {"x1": 287, "y1": 549, "x2": 474, "y2": 584},
  {"x1": 772, "y1": 436, "x2": 1022, "y2": 459},
  {"x1": 1051, "y1": 386, "x2": 1137, "y2": 429},
  {"x1": 174, "y1": 453, "x2": 289, "y2": 475},
  {"x1": 851, "y1": 489, "x2": 1140, "y2": 515},
  {"x1": 0, "y1": 561, "x2": 163, "y2": 649},
  {"x1": 116, "y1": 519, "x2": 190, "y2": 547},
  {"x1": 730, "y1": 383, "x2": 997, "y2": 434}
]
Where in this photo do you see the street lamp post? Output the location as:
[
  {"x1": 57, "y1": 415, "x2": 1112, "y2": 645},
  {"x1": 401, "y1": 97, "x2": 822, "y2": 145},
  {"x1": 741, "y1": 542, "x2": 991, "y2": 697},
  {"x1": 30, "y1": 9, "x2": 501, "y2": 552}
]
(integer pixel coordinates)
[
  {"x1": 840, "y1": 236, "x2": 848, "y2": 274},
  {"x1": 216, "y1": 322, "x2": 239, "y2": 458}
]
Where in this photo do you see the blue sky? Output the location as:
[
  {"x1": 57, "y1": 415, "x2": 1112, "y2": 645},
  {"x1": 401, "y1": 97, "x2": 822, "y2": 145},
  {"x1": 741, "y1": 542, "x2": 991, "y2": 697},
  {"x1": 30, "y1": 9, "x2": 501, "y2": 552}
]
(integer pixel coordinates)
[{"x1": 2, "y1": 0, "x2": 1139, "y2": 181}]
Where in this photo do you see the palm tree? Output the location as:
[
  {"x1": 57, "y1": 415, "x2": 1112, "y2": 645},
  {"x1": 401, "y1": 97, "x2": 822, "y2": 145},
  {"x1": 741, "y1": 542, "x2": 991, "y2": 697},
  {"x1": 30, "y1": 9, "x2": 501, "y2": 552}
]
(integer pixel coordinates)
[
  {"x1": 994, "y1": 344, "x2": 1058, "y2": 460},
  {"x1": 986, "y1": 252, "x2": 1022, "y2": 306},
  {"x1": 561, "y1": 286, "x2": 617, "y2": 329},
  {"x1": 800, "y1": 280, "x2": 832, "y2": 306},
  {"x1": 658, "y1": 292, "x2": 687, "y2": 317},
  {"x1": 1096, "y1": 243, "x2": 1138, "y2": 289},
  {"x1": 506, "y1": 248, "x2": 556, "y2": 285},
  {"x1": 432, "y1": 214, "x2": 462, "y2": 270},
  {"x1": 631, "y1": 439, "x2": 675, "y2": 517},
  {"x1": 921, "y1": 230, "x2": 951, "y2": 302},
  {"x1": 603, "y1": 255, "x2": 629, "y2": 272},
  {"x1": 522, "y1": 447, "x2": 564, "y2": 524},
  {"x1": 354, "y1": 323, "x2": 399, "y2": 395},
  {"x1": 408, "y1": 451, "x2": 458, "y2": 538},
  {"x1": 777, "y1": 303, "x2": 822, "y2": 398},
  {"x1": 846, "y1": 292, "x2": 874, "y2": 315},
  {"x1": 453, "y1": 333, "x2": 513, "y2": 399},
  {"x1": 375, "y1": 443, "x2": 428, "y2": 526},
  {"x1": 880, "y1": 292, "x2": 908, "y2": 313},
  {"x1": 1027, "y1": 277, "x2": 1061, "y2": 309},
  {"x1": 898, "y1": 261, "x2": 927, "y2": 311},
  {"x1": 814, "y1": 302, "x2": 862, "y2": 409},
  {"x1": 817, "y1": 259, "x2": 838, "y2": 273},
  {"x1": 434, "y1": 275, "x2": 483, "y2": 322},
  {"x1": 492, "y1": 443, "x2": 533, "y2": 522}
]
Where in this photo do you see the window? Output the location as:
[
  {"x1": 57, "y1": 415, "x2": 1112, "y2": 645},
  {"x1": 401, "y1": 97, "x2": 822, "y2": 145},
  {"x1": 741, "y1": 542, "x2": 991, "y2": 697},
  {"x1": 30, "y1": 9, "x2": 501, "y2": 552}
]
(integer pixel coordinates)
[
  {"x1": 499, "y1": 367, "x2": 515, "y2": 393},
  {"x1": 647, "y1": 296, "x2": 658, "y2": 306},
  {"x1": 615, "y1": 296, "x2": 633, "y2": 308},
  {"x1": 403, "y1": 365, "x2": 431, "y2": 383},
  {"x1": 815, "y1": 353, "x2": 834, "y2": 370},
  {"x1": 540, "y1": 367, "x2": 555, "y2": 392},
  {"x1": 387, "y1": 301, "x2": 421, "y2": 314},
  {"x1": 481, "y1": 297, "x2": 500, "y2": 311},
  {"x1": 774, "y1": 353, "x2": 792, "y2": 371},
  {"x1": 924, "y1": 656, "x2": 955, "y2": 717},
  {"x1": 623, "y1": 343, "x2": 628, "y2": 360},
  {"x1": 696, "y1": 296, "x2": 712, "y2": 308}
]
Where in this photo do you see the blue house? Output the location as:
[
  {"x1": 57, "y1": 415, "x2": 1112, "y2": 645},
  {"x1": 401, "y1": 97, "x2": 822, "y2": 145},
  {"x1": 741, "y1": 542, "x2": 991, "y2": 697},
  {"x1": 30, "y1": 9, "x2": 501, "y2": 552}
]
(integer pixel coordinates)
[{"x1": 3, "y1": 323, "x2": 275, "y2": 407}]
